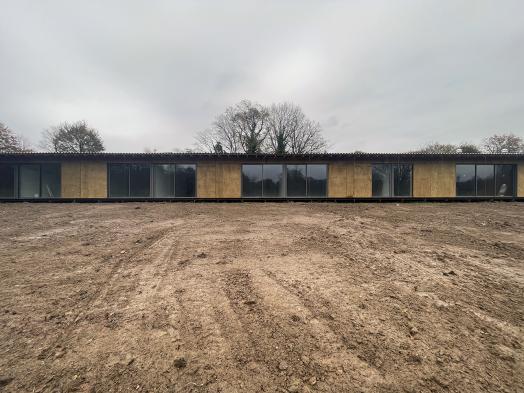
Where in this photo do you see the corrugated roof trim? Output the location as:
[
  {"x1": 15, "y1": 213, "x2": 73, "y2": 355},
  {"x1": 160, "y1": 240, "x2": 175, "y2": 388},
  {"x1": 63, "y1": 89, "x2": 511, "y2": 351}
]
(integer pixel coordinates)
[{"x1": 0, "y1": 152, "x2": 523, "y2": 162}]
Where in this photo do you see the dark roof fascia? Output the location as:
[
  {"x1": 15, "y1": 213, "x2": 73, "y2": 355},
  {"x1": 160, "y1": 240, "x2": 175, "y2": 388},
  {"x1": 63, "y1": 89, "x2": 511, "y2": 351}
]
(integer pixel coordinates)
[{"x1": 0, "y1": 152, "x2": 523, "y2": 163}]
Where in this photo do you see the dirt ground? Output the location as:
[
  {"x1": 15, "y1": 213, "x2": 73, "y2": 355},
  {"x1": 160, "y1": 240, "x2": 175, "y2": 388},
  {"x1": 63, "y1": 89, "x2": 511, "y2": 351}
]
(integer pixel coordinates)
[{"x1": 0, "y1": 202, "x2": 522, "y2": 393}]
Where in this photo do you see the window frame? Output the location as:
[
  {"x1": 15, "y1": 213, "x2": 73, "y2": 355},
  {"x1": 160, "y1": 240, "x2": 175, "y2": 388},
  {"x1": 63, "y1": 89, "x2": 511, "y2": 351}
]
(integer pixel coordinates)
[
  {"x1": 0, "y1": 164, "x2": 19, "y2": 199},
  {"x1": 241, "y1": 163, "x2": 329, "y2": 198},
  {"x1": 372, "y1": 163, "x2": 413, "y2": 198},
  {"x1": 109, "y1": 162, "x2": 197, "y2": 198},
  {"x1": 455, "y1": 163, "x2": 516, "y2": 198},
  {"x1": 2, "y1": 163, "x2": 62, "y2": 199}
]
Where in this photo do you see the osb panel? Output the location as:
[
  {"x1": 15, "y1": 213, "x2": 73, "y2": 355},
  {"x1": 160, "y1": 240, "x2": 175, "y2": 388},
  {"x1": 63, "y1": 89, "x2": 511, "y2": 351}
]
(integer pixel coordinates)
[
  {"x1": 353, "y1": 163, "x2": 371, "y2": 197},
  {"x1": 81, "y1": 162, "x2": 107, "y2": 198},
  {"x1": 328, "y1": 163, "x2": 347, "y2": 198},
  {"x1": 61, "y1": 162, "x2": 81, "y2": 198},
  {"x1": 216, "y1": 163, "x2": 241, "y2": 198},
  {"x1": 413, "y1": 162, "x2": 455, "y2": 197},
  {"x1": 197, "y1": 163, "x2": 217, "y2": 198},
  {"x1": 518, "y1": 164, "x2": 524, "y2": 197}
]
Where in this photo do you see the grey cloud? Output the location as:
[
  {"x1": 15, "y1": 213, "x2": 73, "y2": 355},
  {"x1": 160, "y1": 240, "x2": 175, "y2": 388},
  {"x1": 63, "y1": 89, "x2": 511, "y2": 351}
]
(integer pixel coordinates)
[{"x1": 1, "y1": 0, "x2": 523, "y2": 153}]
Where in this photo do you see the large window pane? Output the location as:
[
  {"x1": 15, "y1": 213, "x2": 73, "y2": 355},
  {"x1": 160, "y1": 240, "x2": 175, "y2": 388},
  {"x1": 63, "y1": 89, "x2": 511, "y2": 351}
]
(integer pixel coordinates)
[
  {"x1": 19, "y1": 164, "x2": 40, "y2": 198},
  {"x1": 495, "y1": 165, "x2": 514, "y2": 197},
  {"x1": 129, "y1": 164, "x2": 150, "y2": 197},
  {"x1": 476, "y1": 165, "x2": 495, "y2": 196},
  {"x1": 456, "y1": 165, "x2": 476, "y2": 196},
  {"x1": 109, "y1": 164, "x2": 129, "y2": 197},
  {"x1": 372, "y1": 164, "x2": 391, "y2": 197},
  {"x1": 242, "y1": 165, "x2": 263, "y2": 197},
  {"x1": 41, "y1": 164, "x2": 61, "y2": 198},
  {"x1": 287, "y1": 164, "x2": 307, "y2": 197},
  {"x1": 175, "y1": 164, "x2": 196, "y2": 197},
  {"x1": 154, "y1": 164, "x2": 175, "y2": 197},
  {"x1": 307, "y1": 164, "x2": 327, "y2": 197},
  {"x1": 0, "y1": 165, "x2": 16, "y2": 198},
  {"x1": 263, "y1": 164, "x2": 284, "y2": 197},
  {"x1": 393, "y1": 164, "x2": 412, "y2": 197}
]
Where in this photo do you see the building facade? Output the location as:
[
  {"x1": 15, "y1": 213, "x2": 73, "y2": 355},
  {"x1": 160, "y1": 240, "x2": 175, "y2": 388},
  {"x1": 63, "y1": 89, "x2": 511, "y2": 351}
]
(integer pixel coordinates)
[{"x1": 0, "y1": 152, "x2": 523, "y2": 201}]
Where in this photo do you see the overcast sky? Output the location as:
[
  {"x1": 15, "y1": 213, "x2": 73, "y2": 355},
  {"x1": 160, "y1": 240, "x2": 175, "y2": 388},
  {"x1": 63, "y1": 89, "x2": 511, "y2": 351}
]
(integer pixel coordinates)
[{"x1": 1, "y1": 1, "x2": 523, "y2": 153}]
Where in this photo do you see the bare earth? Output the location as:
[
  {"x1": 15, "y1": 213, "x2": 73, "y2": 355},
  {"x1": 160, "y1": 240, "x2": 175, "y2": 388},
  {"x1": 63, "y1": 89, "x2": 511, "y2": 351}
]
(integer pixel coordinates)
[{"x1": 0, "y1": 203, "x2": 522, "y2": 393}]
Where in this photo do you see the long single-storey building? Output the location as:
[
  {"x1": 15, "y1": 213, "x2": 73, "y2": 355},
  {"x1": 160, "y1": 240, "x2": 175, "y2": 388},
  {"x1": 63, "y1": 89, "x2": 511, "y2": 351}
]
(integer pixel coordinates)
[{"x1": 0, "y1": 152, "x2": 523, "y2": 201}]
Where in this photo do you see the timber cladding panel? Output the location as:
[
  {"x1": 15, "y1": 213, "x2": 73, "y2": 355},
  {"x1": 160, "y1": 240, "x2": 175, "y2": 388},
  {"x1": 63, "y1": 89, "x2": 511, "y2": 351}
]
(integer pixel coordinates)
[
  {"x1": 60, "y1": 162, "x2": 107, "y2": 198},
  {"x1": 328, "y1": 163, "x2": 348, "y2": 197},
  {"x1": 413, "y1": 162, "x2": 456, "y2": 198},
  {"x1": 518, "y1": 163, "x2": 524, "y2": 197},
  {"x1": 81, "y1": 162, "x2": 107, "y2": 198},
  {"x1": 61, "y1": 162, "x2": 81, "y2": 198},
  {"x1": 197, "y1": 162, "x2": 241, "y2": 198},
  {"x1": 327, "y1": 162, "x2": 371, "y2": 198}
]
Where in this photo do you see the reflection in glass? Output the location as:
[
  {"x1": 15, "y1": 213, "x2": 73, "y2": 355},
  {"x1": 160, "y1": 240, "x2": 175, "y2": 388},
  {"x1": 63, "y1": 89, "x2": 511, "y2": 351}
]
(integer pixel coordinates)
[
  {"x1": 456, "y1": 165, "x2": 475, "y2": 196},
  {"x1": 154, "y1": 164, "x2": 175, "y2": 197},
  {"x1": 372, "y1": 164, "x2": 390, "y2": 197},
  {"x1": 393, "y1": 164, "x2": 412, "y2": 197},
  {"x1": 242, "y1": 165, "x2": 263, "y2": 197},
  {"x1": 495, "y1": 165, "x2": 514, "y2": 197},
  {"x1": 175, "y1": 164, "x2": 196, "y2": 197},
  {"x1": 476, "y1": 165, "x2": 495, "y2": 196},
  {"x1": 307, "y1": 164, "x2": 327, "y2": 197},
  {"x1": 41, "y1": 164, "x2": 61, "y2": 198},
  {"x1": 287, "y1": 164, "x2": 307, "y2": 197},
  {"x1": 0, "y1": 165, "x2": 16, "y2": 198},
  {"x1": 129, "y1": 164, "x2": 150, "y2": 197},
  {"x1": 109, "y1": 164, "x2": 129, "y2": 197},
  {"x1": 19, "y1": 164, "x2": 40, "y2": 198},
  {"x1": 263, "y1": 164, "x2": 284, "y2": 197}
]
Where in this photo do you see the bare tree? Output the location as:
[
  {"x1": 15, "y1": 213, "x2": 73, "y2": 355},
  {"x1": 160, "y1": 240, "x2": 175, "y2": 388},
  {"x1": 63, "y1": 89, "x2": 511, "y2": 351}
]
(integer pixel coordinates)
[
  {"x1": 195, "y1": 100, "x2": 268, "y2": 153},
  {"x1": 0, "y1": 122, "x2": 31, "y2": 152},
  {"x1": 231, "y1": 100, "x2": 269, "y2": 153},
  {"x1": 41, "y1": 121, "x2": 105, "y2": 153},
  {"x1": 196, "y1": 101, "x2": 327, "y2": 154},
  {"x1": 482, "y1": 133, "x2": 523, "y2": 153},
  {"x1": 266, "y1": 103, "x2": 327, "y2": 154}
]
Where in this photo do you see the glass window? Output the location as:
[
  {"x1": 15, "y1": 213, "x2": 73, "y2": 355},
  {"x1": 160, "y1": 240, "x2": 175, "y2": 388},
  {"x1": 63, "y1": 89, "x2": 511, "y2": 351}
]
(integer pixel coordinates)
[
  {"x1": 495, "y1": 165, "x2": 514, "y2": 197},
  {"x1": 263, "y1": 164, "x2": 284, "y2": 197},
  {"x1": 154, "y1": 164, "x2": 175, "y2": 197},
  {"x1": 372, "y1": 164, "x2": 391, "y2": 197},
  {"x1": 0, "y1": 165, "x2": 16, "y2": 198},
  {"x1": 476, "y1": 165, "x2": 495, "y2": 196},
  {"x1": 129, "y1": 164, "x2": 150, "y2": 197},
  {"x1": 242, "y1": 165, "x2": 263, "y2": 197},
  {"x1": 109, "y1": 164, "x2": 129, "y2": 197},
  {"x1": 456, "y1": 165, "x2": 476, "y2": 196},
  {"x1": 393, "y1": 164, "x2": 412, "y2": 197},
  {"x1": 287, "y1": 164, "x2": 307, "y2": 197},
  {"x1": 19, "y1": 164, "x2": 40, "y2": 198},
  {"x1": 41, "y1": 164, "x2": 61, "y2": 198},
  {"x1": 307, "y1": 164, "x2": 327, "y2": 197},
  {"x1": 175, "y1": 164, "x2": 196, "y2": 197}
]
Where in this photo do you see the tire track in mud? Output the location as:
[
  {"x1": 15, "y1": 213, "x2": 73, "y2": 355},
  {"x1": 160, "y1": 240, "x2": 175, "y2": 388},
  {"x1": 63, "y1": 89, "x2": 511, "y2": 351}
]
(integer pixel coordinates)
[
  {"x1": 36, "y1": 226, "x2": 174, "y2": 360},
  {"x1": 259, "y1": 268, "x2": 396, "y2": 389},
  {"x1": 220, "y1": 268, "x2": 295, "y2": 388}
]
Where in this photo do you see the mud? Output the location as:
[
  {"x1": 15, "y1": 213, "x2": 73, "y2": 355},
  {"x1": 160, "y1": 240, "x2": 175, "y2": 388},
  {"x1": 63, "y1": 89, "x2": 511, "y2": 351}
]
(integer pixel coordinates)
[{"x1": 0, "y1": 202, "x2": 522, "y2": 392}]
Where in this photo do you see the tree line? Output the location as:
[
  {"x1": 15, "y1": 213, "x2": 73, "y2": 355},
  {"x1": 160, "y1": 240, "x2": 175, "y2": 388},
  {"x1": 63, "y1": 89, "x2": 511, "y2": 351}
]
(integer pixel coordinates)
[{"x1": 1, "y1": 99, "x2": 523, "y2": 154}]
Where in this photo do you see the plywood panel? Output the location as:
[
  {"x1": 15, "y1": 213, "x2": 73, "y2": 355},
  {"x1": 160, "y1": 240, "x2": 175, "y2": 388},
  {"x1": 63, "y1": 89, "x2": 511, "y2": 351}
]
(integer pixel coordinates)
[
  {"x1": 413, "y1": 162, "x2": 455, "y2": 197},
  {"x1": 61, "y1": 162, "x2": 81, "y2": 198},
  {"x1": 328, "y1": 163, "x2": 347, "y2": 198},
  {"x1": 353, "y1": 163, "x2": 371, "y2": 197},
  {"x1": 518, "y1": 163, "x2": 524, "y2": 197},
  {"x1": 81, "y1": 162, "x2": 107, "y2": 198},
  {"x1": 197, "y1": 163, "x2": 217, "y2": 198},
  {"x1": 216, "y1": 163, "x2": 241, "y2": 198}
]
